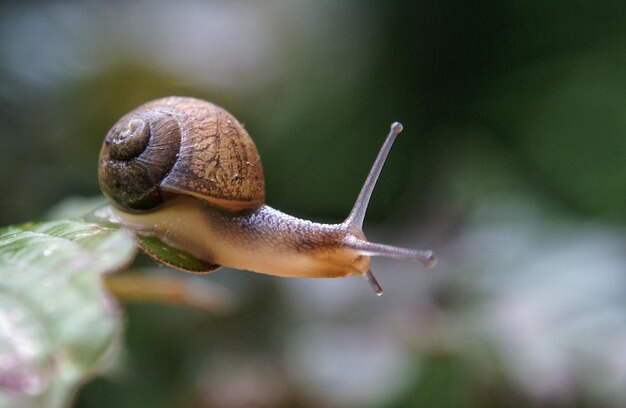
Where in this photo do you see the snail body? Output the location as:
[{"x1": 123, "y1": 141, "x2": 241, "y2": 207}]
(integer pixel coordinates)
[
  {"x1": 110, "y1": 196, "x2": 368, "y2": 279},
  {"x1": 99, "y1": 97, "x2": 435, "y2": 295}
]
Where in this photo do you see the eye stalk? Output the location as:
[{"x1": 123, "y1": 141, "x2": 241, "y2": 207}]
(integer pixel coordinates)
[
  {"x1": 341, "y1": 122, "x2": 436, "y2": 295},
  {"x1": 344, "y1": 122, "x2": 404, "y2": 230}
]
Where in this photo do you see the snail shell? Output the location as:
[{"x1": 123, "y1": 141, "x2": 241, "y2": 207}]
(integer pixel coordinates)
[{"x1": 99, "y1": 97, "x2": 265, "y2": 212}]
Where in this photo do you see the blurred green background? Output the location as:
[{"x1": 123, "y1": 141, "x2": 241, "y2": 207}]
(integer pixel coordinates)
[{"x1": 1, "y1": 1, "x2": 625, "y2": 407}]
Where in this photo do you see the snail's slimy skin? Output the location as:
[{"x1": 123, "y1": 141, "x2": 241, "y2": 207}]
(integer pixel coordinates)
[{"x1": 110, "y1": 196, "x2": 371, "y2": 279}]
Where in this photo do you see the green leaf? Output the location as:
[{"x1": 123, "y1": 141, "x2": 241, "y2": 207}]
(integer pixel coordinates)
[
  {"x1": 0, "y1": 220, "x2": 136, "y2": 408},
  {"x1": 136, "y1": 235, "x2": 220, "y2": 274}
]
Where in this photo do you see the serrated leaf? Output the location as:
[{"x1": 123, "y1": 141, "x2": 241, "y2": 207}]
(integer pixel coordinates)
[{"x1": 0, "y1": 220, "x2": 136, "y2": 408}]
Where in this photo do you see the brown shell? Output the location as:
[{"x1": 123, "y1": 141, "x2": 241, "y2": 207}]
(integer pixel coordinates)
[{"x1": 99, "y1": 96, "x2": 265, "y2": 212}]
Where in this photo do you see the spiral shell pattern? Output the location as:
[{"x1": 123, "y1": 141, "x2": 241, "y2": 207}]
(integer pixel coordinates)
[{"x1": 99, "y1": 97, "x2": 265, "y2": 212}]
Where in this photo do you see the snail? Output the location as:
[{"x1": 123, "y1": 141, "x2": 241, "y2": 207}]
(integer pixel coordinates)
[{"x1": 98, "y1": 96, "x2": 435, "y2": 295}]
